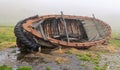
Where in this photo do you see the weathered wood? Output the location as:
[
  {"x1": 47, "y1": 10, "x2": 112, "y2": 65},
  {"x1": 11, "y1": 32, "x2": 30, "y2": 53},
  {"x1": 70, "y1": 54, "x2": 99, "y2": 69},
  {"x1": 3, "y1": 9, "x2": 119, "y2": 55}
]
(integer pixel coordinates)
[
  {"x1": 78, "y1": 19, "x2": 88, "y2": 40},
  {"x1": 18, "y1": 14, "x2": 111, "y2": 50},
  {"x1": 39, "y1": 20, "x2": 46, "y2": 40},
  {"x1": 92, "y1": 14, "x2": 101, "y2": 37},
  {"x1": 58, "y1": 23, "x2": 61, "y2": 35},
  {"x1": 61, "y1": 11, "x2": 70, "y2": 42}
]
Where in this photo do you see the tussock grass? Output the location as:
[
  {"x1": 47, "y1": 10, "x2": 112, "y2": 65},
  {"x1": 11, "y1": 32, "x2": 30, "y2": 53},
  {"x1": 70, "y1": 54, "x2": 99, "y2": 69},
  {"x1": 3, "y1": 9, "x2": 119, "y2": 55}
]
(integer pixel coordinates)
[
  {"x1": 0, "y1": 65, "x2": 12, "y2": 70},
  {"x1": 17, "y1": 66, "x2": 32, "y2": 70},
  {"x1": 0, "y1": 65, "x2": 32, "y2": 70}
]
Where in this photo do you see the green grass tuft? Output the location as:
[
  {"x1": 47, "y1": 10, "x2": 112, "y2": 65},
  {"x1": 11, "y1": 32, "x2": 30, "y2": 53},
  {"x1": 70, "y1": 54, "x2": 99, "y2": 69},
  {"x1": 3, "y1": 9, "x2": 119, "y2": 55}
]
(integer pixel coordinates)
[
  {"x1": 17, "y1": 66, "x2": 32, "y2": 70},
  {"x1": 67, "y1": 50, "x2": 73, "y2": 54},
  {"x1": 81, "y1": 64, "x2": 86, "y2": 67},
  {"x1": 0, "y1": 26, "x2": 15, "y2": 43},
  {"x1": 0, "y1": 65, "x2": 12, "y2": 70},
  {"x1": 0, "y1": 26, "x2": 16, "y2": 50},
  {"x1": 76, "y1": 52, "x2": 107, "y2": 70},
  {"x1": 109, "y1": 33, "x2": 120, "y2": 47},
  {"x1": 46, "y1": 66, "x2": 51, "y2": 70},
  {"x1": 76, "y1": 53, "x2": 92, "y2": 61}
]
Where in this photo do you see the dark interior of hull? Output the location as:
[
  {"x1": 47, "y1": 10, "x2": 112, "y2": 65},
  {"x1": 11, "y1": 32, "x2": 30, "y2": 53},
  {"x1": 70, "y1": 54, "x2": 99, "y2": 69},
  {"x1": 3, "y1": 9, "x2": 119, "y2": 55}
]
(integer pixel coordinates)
[
  {"x1": 33, "y1": 17, "x2": 108, "y2": 42},
  {"x1": 33, "y1": 18, "x2": 88, "y2": 42}
]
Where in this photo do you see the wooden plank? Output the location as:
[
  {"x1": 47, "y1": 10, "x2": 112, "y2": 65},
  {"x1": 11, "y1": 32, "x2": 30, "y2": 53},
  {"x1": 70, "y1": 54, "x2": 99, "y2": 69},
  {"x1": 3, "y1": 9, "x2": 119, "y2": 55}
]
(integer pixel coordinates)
[{"x1": 61, "y1": 11, "x2": 70, "y2": 42}]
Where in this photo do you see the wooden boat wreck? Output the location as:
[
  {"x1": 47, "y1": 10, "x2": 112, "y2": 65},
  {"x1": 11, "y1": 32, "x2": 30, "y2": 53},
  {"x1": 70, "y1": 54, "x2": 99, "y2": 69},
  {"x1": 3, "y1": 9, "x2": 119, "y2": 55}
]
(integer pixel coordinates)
[{"x1": 14, "y1": 12, "x2": 111, "y2": 52}]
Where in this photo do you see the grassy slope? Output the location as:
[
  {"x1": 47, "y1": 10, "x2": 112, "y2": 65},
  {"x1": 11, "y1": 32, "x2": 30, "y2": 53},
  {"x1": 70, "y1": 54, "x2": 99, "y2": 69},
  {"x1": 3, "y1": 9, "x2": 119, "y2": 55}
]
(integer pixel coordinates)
[{"x1": 0, "y1": 26, "x2": 16, "y2": 50}]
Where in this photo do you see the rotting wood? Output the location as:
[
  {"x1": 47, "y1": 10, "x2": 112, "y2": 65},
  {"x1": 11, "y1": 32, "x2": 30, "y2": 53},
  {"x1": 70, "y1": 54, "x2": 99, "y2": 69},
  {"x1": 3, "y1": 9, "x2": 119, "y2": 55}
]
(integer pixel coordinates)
[
  {"x1": 61, "y1": 11, "x2": 70, "y2": 42},
  {"x1": 14, "y1": 14, "x2": 112, "y2": 52}
]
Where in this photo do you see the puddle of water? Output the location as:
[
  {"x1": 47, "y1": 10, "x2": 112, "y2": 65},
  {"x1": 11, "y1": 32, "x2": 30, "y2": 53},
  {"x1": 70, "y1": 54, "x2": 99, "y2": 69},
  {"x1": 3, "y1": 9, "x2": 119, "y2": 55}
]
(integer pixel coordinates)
[
  {"x1": 0, "y1": 47, "x2": 94, "y2": 70},
  {"x1": 0, "y1": 48, "x2": 19, "y2": 64}
]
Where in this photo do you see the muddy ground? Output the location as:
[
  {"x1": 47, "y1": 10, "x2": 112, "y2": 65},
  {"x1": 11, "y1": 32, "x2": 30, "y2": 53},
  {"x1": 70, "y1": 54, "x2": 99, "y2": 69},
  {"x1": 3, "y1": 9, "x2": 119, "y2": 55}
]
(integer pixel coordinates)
[{"x1": 0, "y1": 45, "x2": 120, "y2": 70}]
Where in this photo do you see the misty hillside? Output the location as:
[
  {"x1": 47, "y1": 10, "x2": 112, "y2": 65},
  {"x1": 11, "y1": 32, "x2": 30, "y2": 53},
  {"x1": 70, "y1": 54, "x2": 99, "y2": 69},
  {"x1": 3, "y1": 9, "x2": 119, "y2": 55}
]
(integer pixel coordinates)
[{"x1": 0, "y1": 0, "x2": 120, "y2": 32}]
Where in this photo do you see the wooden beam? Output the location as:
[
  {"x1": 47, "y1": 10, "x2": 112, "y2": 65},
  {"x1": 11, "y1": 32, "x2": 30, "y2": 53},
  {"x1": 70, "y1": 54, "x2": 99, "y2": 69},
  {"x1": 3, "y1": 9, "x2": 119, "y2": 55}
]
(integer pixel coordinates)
[{"x1": 61, "y1": 11, "x2": 70, "y2": 42}]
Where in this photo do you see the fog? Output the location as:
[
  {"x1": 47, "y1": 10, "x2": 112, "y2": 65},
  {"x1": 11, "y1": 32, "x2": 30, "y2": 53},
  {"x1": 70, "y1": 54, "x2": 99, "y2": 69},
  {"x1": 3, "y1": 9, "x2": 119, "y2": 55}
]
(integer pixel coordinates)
[{"x1": 0, "y1": 0, "x2": 120, "y2": 32}]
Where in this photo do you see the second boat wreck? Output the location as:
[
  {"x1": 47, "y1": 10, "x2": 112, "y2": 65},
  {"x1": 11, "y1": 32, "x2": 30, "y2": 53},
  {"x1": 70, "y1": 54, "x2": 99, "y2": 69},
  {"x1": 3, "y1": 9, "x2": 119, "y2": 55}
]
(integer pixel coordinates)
[{"x1": 14, "y1": 12, "x2": 111, "y2": 52}]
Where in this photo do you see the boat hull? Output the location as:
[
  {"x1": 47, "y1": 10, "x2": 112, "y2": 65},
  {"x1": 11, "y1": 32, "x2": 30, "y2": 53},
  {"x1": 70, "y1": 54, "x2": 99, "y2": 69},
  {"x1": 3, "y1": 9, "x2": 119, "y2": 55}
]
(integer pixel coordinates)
[{"x1": 14, "y1": 15, "x2": 111, "y2": 52}]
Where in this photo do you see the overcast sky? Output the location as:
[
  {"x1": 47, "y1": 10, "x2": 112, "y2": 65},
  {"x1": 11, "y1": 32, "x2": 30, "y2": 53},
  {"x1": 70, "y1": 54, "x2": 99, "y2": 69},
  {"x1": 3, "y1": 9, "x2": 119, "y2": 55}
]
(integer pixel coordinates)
[{"x1": 0, "y1": 0, "x2": 120, "y2": 31}]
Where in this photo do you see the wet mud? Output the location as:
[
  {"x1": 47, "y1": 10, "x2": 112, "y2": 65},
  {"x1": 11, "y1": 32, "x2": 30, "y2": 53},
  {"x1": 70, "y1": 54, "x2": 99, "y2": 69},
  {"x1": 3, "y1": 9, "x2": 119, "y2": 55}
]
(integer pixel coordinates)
[
  {"x1": 0, "y1": 46, "x2": 120, "y2": 70},
  {"x1": 0, "y1": 48, "x2": 93, "y2": 70}
]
